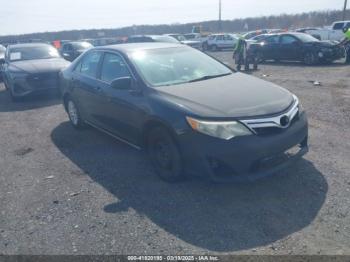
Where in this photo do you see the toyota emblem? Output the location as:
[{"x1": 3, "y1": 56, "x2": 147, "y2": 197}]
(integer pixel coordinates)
[{"x1": 280, "y1": 115, "x2": 290, "y2": 127}]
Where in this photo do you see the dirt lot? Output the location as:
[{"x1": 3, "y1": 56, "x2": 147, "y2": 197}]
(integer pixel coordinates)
[{"x1": 1, "y1": 52, "x2": 350, "y2": 255}]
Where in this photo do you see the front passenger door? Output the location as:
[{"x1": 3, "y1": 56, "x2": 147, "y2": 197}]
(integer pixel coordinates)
[{"x1": 279, "y1": 35, "x2": 301, "y2": 61}]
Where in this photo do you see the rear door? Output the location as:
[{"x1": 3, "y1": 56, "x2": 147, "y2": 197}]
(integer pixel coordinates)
[{"x1": 71, "y1": 51, "x2": 104, "y2": 124}]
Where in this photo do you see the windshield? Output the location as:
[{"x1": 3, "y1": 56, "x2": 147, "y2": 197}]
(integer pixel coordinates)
[
  {"x1": 170, "y1": 35, "x2": 186, "y2": 41},
  {"x1": 295, "y1": 33, "x2": 319, "y2": 42},
  {"x1": 129, "y1": 47, "x2": 232, "y2": 87},
  {"x1": 152, "y1": 36, "x2": 180, "y2": 43},
  {"x1": 9, "y1": 45, "x2": 60, "y2": 61},
  {"x1": 72, "y1": 42, "x2": 93, "y2": 50}
]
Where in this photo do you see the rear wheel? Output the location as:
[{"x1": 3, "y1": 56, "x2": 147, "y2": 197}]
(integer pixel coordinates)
[
  {"x1": 147, "y1": 127, "x2": 184, "y2": 183},
  {"x1": 66, "y1": 97, "x2": 85, "y2": 129}
]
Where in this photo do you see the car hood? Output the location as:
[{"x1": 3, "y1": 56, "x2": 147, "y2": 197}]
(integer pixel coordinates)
[
  {"x1": 153, "y1": 73, "x2": 294, "y2": 118},
  {"x1": 10, "y1": 58, "x2": 70, "y2": 74}
]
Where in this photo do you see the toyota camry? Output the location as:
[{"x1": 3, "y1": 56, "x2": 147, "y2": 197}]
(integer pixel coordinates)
[{"x1": 59, "y1": 43, "x2": 308, "y2": 183}]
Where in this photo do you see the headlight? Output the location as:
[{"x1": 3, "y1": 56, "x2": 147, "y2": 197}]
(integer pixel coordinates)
[
  {"x1": 186, "y1": 117, "x2": 252, "y2": 140},
  {"x1": 297, "y1": 98, "x2": 304, "y2": 115}
]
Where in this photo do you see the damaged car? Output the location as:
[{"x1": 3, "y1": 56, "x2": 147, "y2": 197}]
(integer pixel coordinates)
[{"x1": 252, "y1": 32, "x2": 344, "y2": 65}]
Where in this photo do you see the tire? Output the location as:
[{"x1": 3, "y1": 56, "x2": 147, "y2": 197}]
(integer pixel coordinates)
[
  {"x1": 147, "y1": 127, "x2": 184, "y2": 183},
  {"x1": 304, "y1": 51, "x2": 317, "y2": 65},
  {"x1": 65, "y1": 97, "x2": 85, "y2": 129}
]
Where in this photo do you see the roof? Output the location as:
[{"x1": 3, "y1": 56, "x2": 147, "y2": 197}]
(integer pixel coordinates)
[
  {"x1": 63, "y1": 41, "x2": 91, "y2": 44},
  {"x1": 8, "y1": 43, "x2": 51, "y2": 49},
  {"x1": 94, "y1": 42, "x2": 184, "y2": 53}
]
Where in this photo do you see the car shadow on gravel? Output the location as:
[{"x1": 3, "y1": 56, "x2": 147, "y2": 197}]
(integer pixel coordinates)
[
  {"x1": 51, "y1": 122, "x2": 328, "y2": 252},
  {"x1": 0, "y1": 86, "x2": 60, "y2": 112}
]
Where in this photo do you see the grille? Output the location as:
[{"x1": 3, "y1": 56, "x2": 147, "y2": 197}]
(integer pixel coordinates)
[
  {"x1": 27, "y1": 72, "x2": 58, "y2": 89},
  {"x1": 241, "y1": 95, "x2": 300, "y2": 137},
  {"x1": 253, "y1": 114, "x2": 299, "y2": 136}
]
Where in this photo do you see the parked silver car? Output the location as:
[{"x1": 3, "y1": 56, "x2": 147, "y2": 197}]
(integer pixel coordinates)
[{"x1": 203, "y1": 33, "x2": 239, "y2": 51}]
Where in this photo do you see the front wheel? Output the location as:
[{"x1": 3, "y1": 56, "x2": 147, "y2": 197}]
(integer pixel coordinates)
[
  {"x1": 147, "y1": 127, "x2": 184, "y2": 183},
  {"x1": 66, "y1": 97, "x2": 85, "y2": 129},
  {"x1": 304, "y1": 51, "x2": 318, "y2": 65}
]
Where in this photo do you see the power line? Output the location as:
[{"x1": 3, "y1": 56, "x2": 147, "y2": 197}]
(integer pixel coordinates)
[{"x1": 343, "y1": 0, "x2": 348, "y2": 20}]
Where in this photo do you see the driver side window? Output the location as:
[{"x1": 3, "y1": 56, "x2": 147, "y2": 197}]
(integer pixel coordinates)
[{"x1": 100, "y1": 53, "x2": 131, "y2": 83}]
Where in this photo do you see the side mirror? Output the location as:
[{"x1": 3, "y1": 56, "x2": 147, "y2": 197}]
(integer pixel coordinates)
[
  {"x1": 111, "y1": 77, "x2": 132, "y2": 90},
  {"x1": 0, "y1": 58, "x2": 5, "y2": 65}
]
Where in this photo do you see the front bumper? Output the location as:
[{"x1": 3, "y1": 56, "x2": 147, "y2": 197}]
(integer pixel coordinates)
[
  {"x1": 318, "y1": 47, "x2": 345, "y2": 61},
  {"x1": 10, "y1": 72, "x2": 59, "y2": 97},
  {"x1": 178, "y1": 112, "x2": 309, "y2": 183}
]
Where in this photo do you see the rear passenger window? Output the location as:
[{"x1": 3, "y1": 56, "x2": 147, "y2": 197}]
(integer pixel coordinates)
[
  {"x1": 100, "y1": 53, "x2": 130, "y2": 83},
  {"x1": 80, "y1": 51, "x2": 102, "y2": 78}
]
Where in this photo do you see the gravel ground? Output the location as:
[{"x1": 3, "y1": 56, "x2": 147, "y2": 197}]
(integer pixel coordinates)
[{"x1": 0, "y1": 52, "x2": 350, "y2": 255}]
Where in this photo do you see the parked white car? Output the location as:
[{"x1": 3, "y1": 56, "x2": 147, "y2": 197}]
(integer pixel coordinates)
[
  {"x1": 203, "y1": 33, "x2": 239, "y2": 51},
  {"x1": 296, "y1": 21, "x2": 350, "y2": 42},
  {"x1": 165, "y1": 34, "x2": 202, "y2": 49}
]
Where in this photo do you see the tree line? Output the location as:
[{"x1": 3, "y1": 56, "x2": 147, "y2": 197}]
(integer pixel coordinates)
[{"x1": 0, "y1": 9, "x2": 349, "y2": 44}]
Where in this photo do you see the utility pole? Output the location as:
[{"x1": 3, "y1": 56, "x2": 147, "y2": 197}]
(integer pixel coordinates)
[
  {"x1": 219, "y1": 0, "x2": 222, "y2": 31},
  {"x1": 343, "y1": 0, "x2": 348, "y2": 21}
]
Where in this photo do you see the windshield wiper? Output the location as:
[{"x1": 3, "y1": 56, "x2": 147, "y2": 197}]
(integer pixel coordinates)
[{"x1": 188, "y1": 73, "x2": 231, "y2": 83}]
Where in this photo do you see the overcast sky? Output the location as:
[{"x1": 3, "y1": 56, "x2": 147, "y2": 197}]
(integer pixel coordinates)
[{"x1": 0, "y1": 0, "x2": 346, "y2": 35}]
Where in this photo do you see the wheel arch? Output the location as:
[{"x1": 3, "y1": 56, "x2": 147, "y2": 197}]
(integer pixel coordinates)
[{"x1": 141, "y1": 118, "x2": 180, "y2": 150}]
